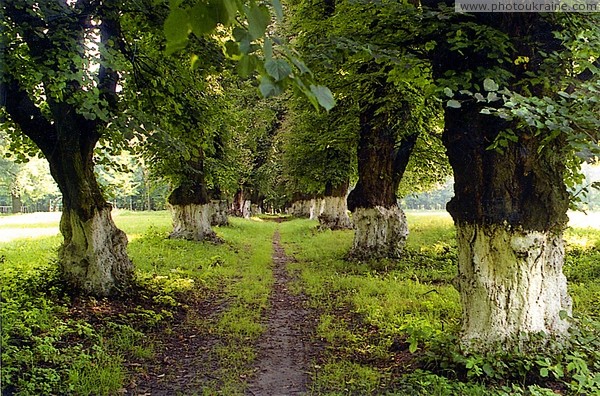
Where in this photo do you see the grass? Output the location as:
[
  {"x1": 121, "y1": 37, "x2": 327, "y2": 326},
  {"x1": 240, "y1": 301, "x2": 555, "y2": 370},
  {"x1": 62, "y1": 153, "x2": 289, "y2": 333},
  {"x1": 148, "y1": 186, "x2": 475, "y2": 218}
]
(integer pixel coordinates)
[
  {"x1": 278, "y1": 214, "x2": 600, "y2": 395},
  {"x1": 1, "y1": 211, "x2": 276, "y2": 395},
  {"x1": 1, "y1": 210, "x2": 600, "y2": 395}
]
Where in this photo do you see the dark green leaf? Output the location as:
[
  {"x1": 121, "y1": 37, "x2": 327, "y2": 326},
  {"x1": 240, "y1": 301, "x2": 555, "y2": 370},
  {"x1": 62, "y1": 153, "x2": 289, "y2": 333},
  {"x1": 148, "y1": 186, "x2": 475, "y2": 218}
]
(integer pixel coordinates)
[
  {"x1": 259, "y1": 77, "x2": 280, "y2": 97},
  {"x1": 164, "y1": 8, "x2": 191, "y2": 55},
  {"x1": 272, "y1": 0, "x2": 284, "y2": 22},
  {"x1": 237, "y1": 54, "x2": 257, "y2": 77},
  {"x1": 189, "y1": 3, "x2": 218, "y2": 36},
  {"x1": 265, "y1": 59, "x2": 292, "y2": 81},
  {"x1": 247, "y1": 3, "x2": 270, "y2": 40},
  {"x1": 310, "y1": 85, "x2": 335, "y2": 111}
]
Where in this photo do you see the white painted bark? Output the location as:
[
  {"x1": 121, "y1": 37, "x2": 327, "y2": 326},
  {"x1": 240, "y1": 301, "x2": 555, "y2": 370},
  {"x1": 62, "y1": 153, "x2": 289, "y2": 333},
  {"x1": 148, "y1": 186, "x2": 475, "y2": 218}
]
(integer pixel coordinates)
[
  {"x1": 349, "y1": 205, "x2": 408, "y2": 260},
  {"x1": 290, "y1": 200, "x2": 311, "y2": 218},
  {"x1": 309, "y1": 199, "x2": 318, "y2": 220},
  {"x1": 242, "y1": 200, "x2": 252, "y2": 219},
  {"x1": 169, "y1": 203, "x2": 217, "y2": 241},
  {"x1": 210, "y1": 200, "x2": 229, "y2": 226},
  {"x1": 251, "y1": 204, "x2": 262, "y2": 217},
  {"x1": 456, "y1": 224, "x2": 572, "y2": 351},
  {"x1": 59, "y1": 207, "x2": 132, "y2": 296},
  {"x1": 318, "y1": 196, "x2": 352, "y2": 230}
]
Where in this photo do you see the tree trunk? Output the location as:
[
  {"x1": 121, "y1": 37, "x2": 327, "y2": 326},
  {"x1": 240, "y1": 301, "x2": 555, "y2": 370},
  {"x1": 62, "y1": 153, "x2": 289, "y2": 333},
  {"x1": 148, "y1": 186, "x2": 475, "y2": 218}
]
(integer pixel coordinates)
[
  {"x1": 347, "y1": 86, "x2": 416, "y2": 260},
  {"x1": 318, "y1": 181, "x2": 352, "y2": 230},
  {"x1": 444, "y1": 102, "x2": 572, "y2": 350},
  {"x1": 210, "y1": 199, "x2": 229, "y2": 226},
  {"x1": 455, "y1": 223, "x2": 570, "y2": 349},
  {"x1": 167, "y1": 171, "x2": 218, "y2": 242},
  {"x1": 50, "y1": 138, "x2": 133, "y2": 296},
  {"x1": 2, "y1": 2, "x2": 133, "y2": 297},
  {"x1": 11, "y1": 192, "x2": 22, "y2": 214},
  {"x1": 169, "y1": 203, "x2": 216, "y2": 240},
  {"x1": 242, "y1": 200, "x2": 252, "y2": 219},
  {"x1": 350, "y1": 206, "x2": 408, "y2": 260}
]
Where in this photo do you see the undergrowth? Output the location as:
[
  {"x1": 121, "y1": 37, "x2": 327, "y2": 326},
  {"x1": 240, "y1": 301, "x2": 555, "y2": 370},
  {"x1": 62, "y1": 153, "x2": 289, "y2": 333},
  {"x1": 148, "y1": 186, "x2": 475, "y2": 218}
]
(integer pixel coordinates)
[
  {"x1": 1, "y1": 212, "x2": 276, "y2": 395},
  {"x1": 2, "y1": 211, "x2": 599, "y2": 395},
  {"x1": 279, "y1": 214, "x2": 600, "y2": 395}
]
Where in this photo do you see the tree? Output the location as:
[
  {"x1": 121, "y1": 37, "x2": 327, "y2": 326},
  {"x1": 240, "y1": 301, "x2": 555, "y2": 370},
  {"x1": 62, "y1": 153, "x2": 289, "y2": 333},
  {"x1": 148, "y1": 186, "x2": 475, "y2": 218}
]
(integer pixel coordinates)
[
  {"x1": 280, "y1": 100, "x2": 356, "y2": 229},
  {"x1": 288, "y1": 0, "x2": 442, "y2": 258},
  {"x1": 1, "y1": 0, "x2": 133, "y2": 296},
  {"x1": 121, "y1": 3, "x2": 230, "y2": 241},
  {"x1": 423, "y1": 6, "x2": 600, "y2": 350}
]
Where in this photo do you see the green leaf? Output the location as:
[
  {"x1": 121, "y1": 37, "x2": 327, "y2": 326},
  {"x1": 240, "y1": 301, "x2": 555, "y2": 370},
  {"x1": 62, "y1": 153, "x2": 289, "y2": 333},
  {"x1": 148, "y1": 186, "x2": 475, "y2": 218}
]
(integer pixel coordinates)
[
  {"x1": 271, "y1": 0, "x2": 284, "y2": 22},
  {"x1": 482, "y1": 363, "x2": 494, "y2": 377},
  {"x1": 237, "y1": 54, "x2": 257, "y2": 77},
  {"x1": 559, "y1": 310, "x2": 568, "y2": 320},
  {"x1": 225, "y1": 40, "x2": 241, "y2": 58},
  {"x1": 540, "y1": 367, "x2": 549, "y2": 378},
  {"x1": 408, "y1": 340, "x2": 418, "y2": 354},
  {"x1": 222, "y1": 0, "x2": 238, "y2": 23},
  {"x1": 263, "y1": 37, "x2": 273, "y2": 61},
  {"x1": 259, "y1": 76, "x2": 280, "y2": 97},
  {"x1": 189, "y1": 3, "x2": 218, "y2": 36},
  {"x1": 265, "y1": 59, "x2": 292, "y2": 81},
  {"x1": 447, "y1": 99, "x2": 461, "y2": 108},
  {"x1": 247, "y1": 3, "x2": 271, "y2": 40},
  {"x1": 164, "y1": 8, "x2": 191, "y2": 54},
  {"x1": 483, "y1": 78, "x2": 499, "y2": 92},
  {"x1": 310, "y1": 85, "x2": 335, "y2": 111},
  {"x1": 443, "y1": 87, "x2": 453, "y2": 97}
]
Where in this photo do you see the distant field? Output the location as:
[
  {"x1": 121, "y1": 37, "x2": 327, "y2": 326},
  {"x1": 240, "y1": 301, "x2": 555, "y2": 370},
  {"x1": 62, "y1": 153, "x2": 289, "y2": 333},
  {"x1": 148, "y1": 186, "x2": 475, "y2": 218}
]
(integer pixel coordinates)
[{"x1": 1, "y1": 209, "x2": 600, "y2": 243}]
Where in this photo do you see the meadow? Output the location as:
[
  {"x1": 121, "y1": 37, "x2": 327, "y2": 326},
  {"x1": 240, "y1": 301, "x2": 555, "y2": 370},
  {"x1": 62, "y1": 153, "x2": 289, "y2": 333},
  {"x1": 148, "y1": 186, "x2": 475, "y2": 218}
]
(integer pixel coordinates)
[{"x1": 0, "y1": 211, "x2": 599, "y2": 395}]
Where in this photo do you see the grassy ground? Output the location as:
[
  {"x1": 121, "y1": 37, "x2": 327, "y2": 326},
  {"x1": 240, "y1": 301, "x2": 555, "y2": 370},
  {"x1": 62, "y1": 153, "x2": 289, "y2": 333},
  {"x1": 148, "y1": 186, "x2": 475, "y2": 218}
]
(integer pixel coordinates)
[
  {"x1": 1, "y1": 211, "x2": 276, "y2": 395},
  {"x1": 1, "y1": 210, "x2": 599, "y2": 395},
  {"x1": 278, "y1": 214, "x2": 600, "y2": 395}
]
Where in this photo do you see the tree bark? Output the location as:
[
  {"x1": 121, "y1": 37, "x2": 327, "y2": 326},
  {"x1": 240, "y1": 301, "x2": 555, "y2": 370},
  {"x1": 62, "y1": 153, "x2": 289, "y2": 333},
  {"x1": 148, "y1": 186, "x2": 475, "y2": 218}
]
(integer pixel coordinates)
[
  {"x1": 318, "y1": 181, "x2": 352, "y2": 230},
  {"x1": 210, "y1": 199, "x2": 229, "y2": 226},
  {"x1": 455, "y1": 223, "x2": 570, "y2": 349},
  {"x1": 167, "y1": 166, "x2": 218, "y2": 242},
  {"x1": 444, "y1": 101, "x2": 571, "y2": 350},
  {"x1": 347, "y1": 83, "x2": 417, "y2": 260},
  {"x1": 11, "y1": 192, "x2": 22, "y2": 214},
  {"x1": 427, "y1": 11, "x2": 573, "y2": 350}
]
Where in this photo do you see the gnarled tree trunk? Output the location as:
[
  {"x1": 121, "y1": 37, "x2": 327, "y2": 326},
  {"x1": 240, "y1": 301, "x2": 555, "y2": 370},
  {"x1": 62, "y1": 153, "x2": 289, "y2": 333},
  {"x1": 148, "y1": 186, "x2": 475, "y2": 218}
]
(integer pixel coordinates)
[
  {"x1": 425, "y1": 10, "x2": 574, "y2": 350},
  {"x1": 210, "y1": 199, "x2": 229, "y2": 226},
  {"x1": 347, "y1": 85, "x2": 417, "y2": 260},
  {"x1": 444, "y1": 102, "x2": 571, "y2": 351},
  {"x1": 4, "y1": 84, "x2": 133, "y2": 297},
  {"x1": 168, "y1": 169, "x2": 218, "y2": 242},
  {"x1": 318, "y1": 181, "x2": 352, "y2": 230}
]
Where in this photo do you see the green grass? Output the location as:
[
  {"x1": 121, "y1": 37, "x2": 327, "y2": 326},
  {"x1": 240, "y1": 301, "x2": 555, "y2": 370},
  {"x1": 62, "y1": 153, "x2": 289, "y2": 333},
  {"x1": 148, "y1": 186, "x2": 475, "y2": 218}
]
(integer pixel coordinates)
[
  {"x1": 2, "y1": 211, "x2": 599, "y2": 395},
  {"x1": 0, "y1": 211, "x2": 277, "y2": 395},
  {"x1": 278, "y1": 215, "x2": 600, "y2": 395}
]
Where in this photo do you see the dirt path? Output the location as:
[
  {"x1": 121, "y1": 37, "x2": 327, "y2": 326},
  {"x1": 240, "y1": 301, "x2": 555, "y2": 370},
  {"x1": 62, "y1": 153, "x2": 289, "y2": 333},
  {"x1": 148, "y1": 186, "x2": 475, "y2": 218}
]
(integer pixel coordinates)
[{"x1": 246, "y1": 230, "x2": 314, "y2": 396}]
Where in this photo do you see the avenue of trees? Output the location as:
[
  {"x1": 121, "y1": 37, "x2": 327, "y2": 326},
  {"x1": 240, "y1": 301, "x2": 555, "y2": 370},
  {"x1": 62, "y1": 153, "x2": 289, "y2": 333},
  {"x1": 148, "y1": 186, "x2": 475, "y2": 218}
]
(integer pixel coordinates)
[{"x1": 1, "y1": 0, "x2": 599, "y2": 354}]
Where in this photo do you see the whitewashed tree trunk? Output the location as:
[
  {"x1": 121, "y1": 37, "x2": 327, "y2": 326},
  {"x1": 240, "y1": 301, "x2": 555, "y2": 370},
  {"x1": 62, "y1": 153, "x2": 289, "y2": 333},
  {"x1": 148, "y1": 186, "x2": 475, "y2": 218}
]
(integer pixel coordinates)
[
  {"x1": 318, "y1": 196, "x2": 352, "y2": 230},
  {"x1": 349, "y1": 205, "x2": 408, "y2": 260},
  {"x1": 242, "y1": 200, "x2": 252, "y2": 219},
  {"x1": 456, "y1": 223, "x2": 572, "y2": 351},
  {"x1": 251, "y1": 204, "x2": 262, "y2": 216},
  {"x1": 210, "y1": 200, "x2": 229, "y2": 226},
  {"x1": 59, "y1": 206, "x2": 133, "y2": 296},
  {"x1": 169, "y1": 203, "x2": 217, "y2": 241},
  {"x1": 309, "y1": 199, "x2": 318, "y2": 220},
  {"x1": 290, "y1": 201, "x2": 307, "y2": 217}
]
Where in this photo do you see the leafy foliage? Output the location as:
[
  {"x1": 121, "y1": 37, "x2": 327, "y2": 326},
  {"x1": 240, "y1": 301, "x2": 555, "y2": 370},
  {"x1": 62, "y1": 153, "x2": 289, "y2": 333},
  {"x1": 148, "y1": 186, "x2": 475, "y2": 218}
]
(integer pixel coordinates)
[{"x1": 162, "y1": 0, "x2": 335, "y2": 110}]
